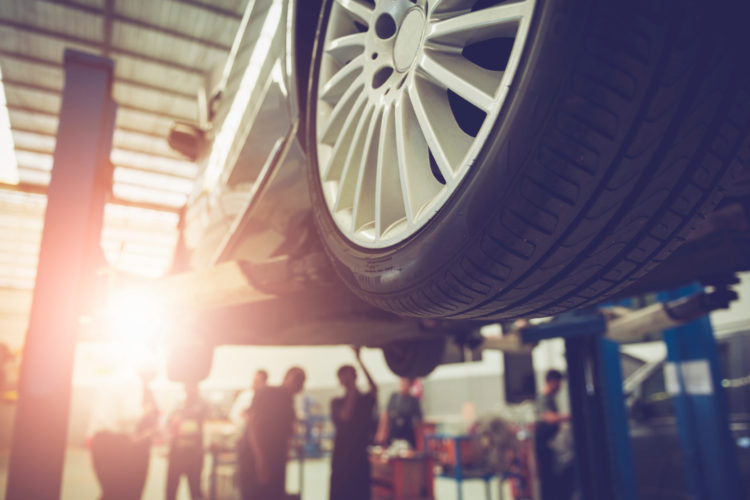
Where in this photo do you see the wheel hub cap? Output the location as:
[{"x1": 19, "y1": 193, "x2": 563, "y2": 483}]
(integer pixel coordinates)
[
  {"x1": 315, "y1": 0, "x2": 537, "y2": 248},
  {"x1": 393, "y1": 8, "x2": 425, "y2": 72}
]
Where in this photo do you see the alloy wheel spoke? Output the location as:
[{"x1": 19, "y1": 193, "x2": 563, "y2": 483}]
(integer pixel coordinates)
[
  {"x1": 375, "y1": 105, "x2": 407, "y2": 236},
  {"x1": 322, "y1": 93, "x2": 369, "y2": 181},
  {"x1": 428, "y1": 1, "x2": 530, "y2": 46},
  {"x1": 352, "y1": 110, "x2": 382, "y2": 232},
  {"x1": 419, "y1": 51, "x2": 500, "y2": 112},
  {"x1": 334, "y1": 104, "x2": 375, "y2": 212},
  {"x1": 319, "y1": 76, "x2": 365, "y2": 145},
  {"x1": 320, "y1": 54, "x2": 365, "y2": 103},
  {"x1": 395, "y1": 94, "x2": 443, "y2": 219},
  {"x1": 325, "y1": 33, "x2": 368, "y2": 63},
  {"x1": 333, "y1": 0, "x2": 375, "y2": 26},
  {"x1": 408, "y1": 77, "x2": 475, "y2": 186}
]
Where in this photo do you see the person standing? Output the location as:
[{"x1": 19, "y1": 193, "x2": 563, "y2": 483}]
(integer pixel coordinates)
[
  {"x1": 166, "y1": 382, "x2": 208, "y2": 500},
  {"x1": 229, "y1": 369, "x2": 268, "y2": 429},
  {"x1": 329, "y1": 347, "x2": 378, "y2": 500},
  {"x1": 376, "y1": 377, "x2": 422, "y2": 448},
  {"x1": 241, "y1": 367, "x2": 306, "y2": 500},
  {"x1": 535, "y1": 369, "x2": 571, "y2": 500},
  {"x1": 129, "y1": 372, "x2": 160, "y2": 499},
  {"x1": 89, "y1": 370, "x2": 158, "y2": 500}
]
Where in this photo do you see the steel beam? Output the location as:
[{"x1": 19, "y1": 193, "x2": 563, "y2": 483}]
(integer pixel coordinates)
[
  {"x1": 3, "y1": 83, "x2": 195, "y2": 124},
  {"x1": 0, "y1": 49, "x2": 198, "y2": 99},
  {"x1": 565, "y1": 335, "x2": 637, "y2": 500},
  {"x1": 5, "y1": 51, "x2": 116, "y2": 500},
  {"x1": 172, "y1": 0, "x2": 244, "y2": 20},
  {"x1": 0, "y1": 19, "x2": 205, "y2": 75},
  {"x1": 0, "y1": 182, "x2": 182, "y2": 214},
  {"x1": 33, "y1": 0, "x2": 234, "y2": 50}
]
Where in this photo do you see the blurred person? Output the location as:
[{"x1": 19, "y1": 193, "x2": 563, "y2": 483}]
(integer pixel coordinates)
[
  {"x1": 229, "y1": 369, "x2": 268, "y2": 428},
  {"x1": 409, "y1": 378, "x2": 424, "y2": 399},
  {"x1": 376, "y1": 377, "x2": 422, "y2": 448},
  {"x1": 535, "y1": 369, "x2": 571, "y2": 500},
  {"x1": 329, "y1": 347, "x2": 378, "y2": 500},
  {"x1": 166, "y1": 382, "x2": 208, "y2": 500},
  {"x1": 239, "y1": 366, "x2": 306, "y2": 500},
  {"x1": 90, "y1": 371, "x2": 159, "y2": 500}
]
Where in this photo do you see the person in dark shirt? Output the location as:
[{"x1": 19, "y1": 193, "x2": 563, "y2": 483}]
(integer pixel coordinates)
[
  {"x1": 329, "y1": 347, "x2": 378, "y2": 500},
  {"x1": 166, "y1": 382, "x2": 208, "y2": 500},
  {"x1": 377, "y1": 377, "x2": 422, "y2": 448},
  {"x1": 241, "y1": 366, "x2": 306, "y2": 500},
  {"x1": 90, "y1": 372, "x2": 159, "y2": 500},
  {"x1": 535, "y1": 369, "x2": 570, "y2": 500}
]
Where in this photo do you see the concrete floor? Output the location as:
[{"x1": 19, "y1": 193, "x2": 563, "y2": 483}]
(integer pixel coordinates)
[{"x1": 0, "y1": 447, "x2": 508, "y2": 500}]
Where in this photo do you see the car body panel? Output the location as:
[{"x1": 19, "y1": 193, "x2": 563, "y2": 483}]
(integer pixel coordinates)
[
  {"x1": 184, "y1": 0, "x2": 313, "y2": 269},
  {"x1": 625, "y1": 331, "x2": 750, "y2": 499}
]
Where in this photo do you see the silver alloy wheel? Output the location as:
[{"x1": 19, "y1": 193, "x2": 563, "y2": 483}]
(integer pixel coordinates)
[{"x1": 315, "y1": 0, "x2": 536, "y2": 248}]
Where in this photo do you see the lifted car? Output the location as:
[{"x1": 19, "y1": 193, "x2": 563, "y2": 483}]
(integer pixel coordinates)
[{"x1": 165, "y1": 0, "x2": 750, "y2": 377}]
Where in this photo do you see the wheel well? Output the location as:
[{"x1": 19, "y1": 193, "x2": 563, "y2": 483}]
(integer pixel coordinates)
[{"x1": 294, "y1": 0, "x2": 325, "y2": 152}]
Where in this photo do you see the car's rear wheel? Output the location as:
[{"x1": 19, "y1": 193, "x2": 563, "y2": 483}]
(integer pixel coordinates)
[{"x1": 307, "y1": 0, "x2": 750, "y2": 319}]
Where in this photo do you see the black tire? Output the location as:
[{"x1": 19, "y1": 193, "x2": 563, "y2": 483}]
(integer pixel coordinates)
[
  {"x1": 307, "y1": 0, "x2": 750, "y2": 319},
  {"x1": 383, "y1": 339, "x2": 447, "y2": 378}
]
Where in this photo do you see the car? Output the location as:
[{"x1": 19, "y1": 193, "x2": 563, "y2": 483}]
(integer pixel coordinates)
[
  {"x1": 625, "y1": 330, "x2": 750, "y2": 499},
  {"x1": 165, "y1": 0, "x2": 749, "y2": 375}
]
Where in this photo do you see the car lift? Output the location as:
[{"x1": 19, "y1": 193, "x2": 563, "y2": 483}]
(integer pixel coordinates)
[
  {"x1": 6, "y1": 51, "x2": 116, "y2": 500},
  {"x1": 486, "y1": 282, "x2": 743, "y2": 500}
]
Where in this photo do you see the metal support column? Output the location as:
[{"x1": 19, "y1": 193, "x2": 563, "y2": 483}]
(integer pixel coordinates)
[
  {"x1": 520, "y1": 314, "x2": 637, "y2": 500},
  {"x1": 6, "y1": 51, "x2": 116, "y2": 500},
  {"x1": 660, "y1": 284, "x2": 742, "y2": 500},
  {"x1": 565, "y1": 335, "x2": 637, "y2": 500}
]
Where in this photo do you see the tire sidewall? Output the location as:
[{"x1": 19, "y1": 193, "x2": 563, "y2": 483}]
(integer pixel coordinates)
[{"x1": 306, "y1": 0, "x2": 590, "y2": 297}]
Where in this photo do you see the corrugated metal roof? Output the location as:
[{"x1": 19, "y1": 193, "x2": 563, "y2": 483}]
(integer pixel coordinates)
[{"x1": 0, "y1": 0, "x2": 250, "y2": 345}]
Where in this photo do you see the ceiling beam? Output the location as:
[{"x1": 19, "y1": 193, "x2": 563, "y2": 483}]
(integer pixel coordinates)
[
  {"x1": 5, "y1": 103, "x2": 57, "y2": 119},
  {"x1": 8, "y1": 110, "x2": 176, "y2": 143},
  {"x1": 12, "y1": 145, "x2": 196, "y2": 180},
  {"x1": 9, "y1": 125, "x2": 187, "y2": 161},
  {"x1": 171, "y1": 0, "x2": 244, "y2": 20},
  {"x1": 0, "y1": 19, "x2": 206, "y2": 76},
  {"x1": 11, "y1": 122, "x2": 172, "y2": 146},
  {"x1": 33, "y1": 0, "x2": 233, "y2": 51},
  {"x1": 0, "y1": 49, "x2": 198, "y2": 99},
  {"x1": 4, "y1": 92, "x2": 194, "y2": 125},
  {"x1": 113, "y1": 125, "x2": 167, "y2": 142},
  {"x1": 113, "y1": 13, "x2": 232, "y2": 52},
  {"x1": 16, "y1": 161, "x2": 192, "y2": 197},
  {"x1": 0, "y1": 182, "x2": 183, "y2": 214}
]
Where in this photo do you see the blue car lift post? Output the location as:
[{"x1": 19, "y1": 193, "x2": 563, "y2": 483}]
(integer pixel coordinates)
[{"x1": 513, "y1": 284, "x2": 742, "y2": 500}]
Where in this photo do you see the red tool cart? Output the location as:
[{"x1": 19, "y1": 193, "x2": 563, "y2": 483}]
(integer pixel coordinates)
[{"x1": 370, "y1": 450, "x2": 435, "y2": 500}]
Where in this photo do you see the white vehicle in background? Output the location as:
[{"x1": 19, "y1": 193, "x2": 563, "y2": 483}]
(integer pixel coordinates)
[{"x1": 166, "y1": 0, "x2": 750, "y2": 377}]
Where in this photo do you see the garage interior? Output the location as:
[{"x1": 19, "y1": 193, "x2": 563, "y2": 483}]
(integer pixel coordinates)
[{"x1": 0, "y1": 1, "x2": 749, "y2": 500}]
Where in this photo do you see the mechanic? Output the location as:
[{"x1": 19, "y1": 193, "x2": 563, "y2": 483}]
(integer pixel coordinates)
[
  {"x1": 535, "y1": 369, "x2": 571, "y2": 500},
  {"x1": 89, "y1": 370, "x2": 159, "y2": 500},
  {"x1": 377, "y1": 377, "x2": 423, "y2": 448},
  {"x1": 166, "y1": 382, "x2": 208, "y2": 500},
  {"x1": 240, "y1": 366, "x2": 306, "y2": 500},
  {"x1": 329, "y1": 347, "x2": 378, "y2": 500}
]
